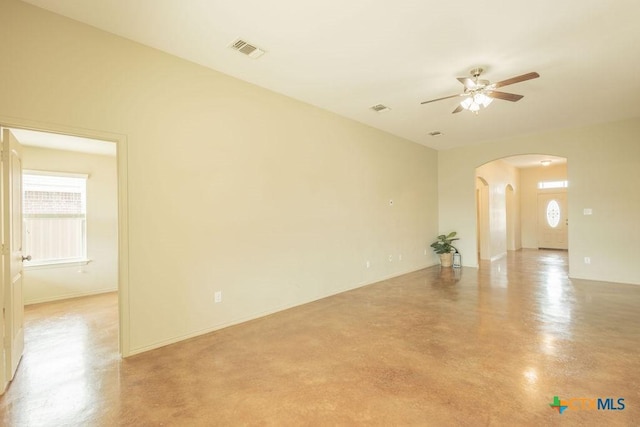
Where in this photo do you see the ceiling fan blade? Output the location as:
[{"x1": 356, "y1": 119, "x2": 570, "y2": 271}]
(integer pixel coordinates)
[
  {"x1": 492, "y1": 72, "x2": 539, "y2": 89},
  {"x1": 486, "y1": 91, "x2": 524, "y2": 102},
  {"x1": 420, "y1": 94, "x2": 461, "y2": 104},
  {"x1": 452, "y1": 105, "x2": 464, "y2": 114}
]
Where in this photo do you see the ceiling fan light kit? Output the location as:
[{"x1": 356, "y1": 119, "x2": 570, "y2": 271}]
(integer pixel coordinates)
[
  {"x1": 421, "y1": 68, "x2": 540, "y2": 114},
  {"x1": 461, "y1": 92, "x2": 493, "y2": 112}
]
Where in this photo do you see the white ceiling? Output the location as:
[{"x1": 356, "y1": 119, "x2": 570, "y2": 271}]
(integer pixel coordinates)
[
  {"x1": 20, "y1": 0, "x2": 640, "y2": 151},
  {"x1": 500, "y1": 154, "x2": 566, "y2": 169}
]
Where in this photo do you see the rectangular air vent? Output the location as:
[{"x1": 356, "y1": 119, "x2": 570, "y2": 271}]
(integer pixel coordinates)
[
  {"x1": 230, "y1": 39, "x2": 266, "y2": 59},
  {"x1": 370, "y1": 104, "x2": 391, "y2": 113}
]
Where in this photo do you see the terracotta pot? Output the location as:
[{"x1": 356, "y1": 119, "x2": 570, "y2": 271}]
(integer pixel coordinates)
[{"x1": 439, "y1": 252, "x2": 453, "y2": 267}]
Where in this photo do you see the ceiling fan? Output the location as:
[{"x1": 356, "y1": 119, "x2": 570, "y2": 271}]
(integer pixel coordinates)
[{"x1": 421, "y1": 68, "x2": 540, "y2": 114}]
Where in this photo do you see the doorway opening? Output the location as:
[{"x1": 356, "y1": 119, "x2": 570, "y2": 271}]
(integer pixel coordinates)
[
  {"x1": 0, "y1": 124, "x2": 127, "y2": 393},
  {"x1": 475, "y1": 154, "x2": 568, "y2": 267}
]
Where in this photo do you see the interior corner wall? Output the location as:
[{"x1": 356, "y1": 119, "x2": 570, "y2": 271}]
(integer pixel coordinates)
[
  {"x1": 519, "y1": 164, "x2": 568, "y2": 249},
  {"x1": 439, "y1": 117, "x2": 640, "y2": 285},
  {"x1": 475, "y1": 160, "x2": 520, "y2": 261},
  {"x1": 509, "y1": 178, "x2": 522, "y2": 252},
  {"x1": 21, "y1": 146, "x2": 118, "y2": 304},
  {"x1": 0, "y1": 0, "x2": 439, "y2": 354}
]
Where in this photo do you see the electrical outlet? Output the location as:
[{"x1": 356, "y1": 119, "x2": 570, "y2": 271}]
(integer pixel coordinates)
[
  {"x1": 214, "y1": 291, "x2": 222, "y2": 303},
  {"x1": 366, "y1": 260, "x2": 370, "y2": 268},
  {"x1": 424, "y1": 249, "x2": 427, "y2": 255},
  {"x1": 398, "y1": 254, "x2": 402, "y2": 261},
  {"x1": 388, "y1": 255, "x2": 393, "y2": 262},
  {"x1": 584, "y1": 257, "x2": 591, "y2": 264}
]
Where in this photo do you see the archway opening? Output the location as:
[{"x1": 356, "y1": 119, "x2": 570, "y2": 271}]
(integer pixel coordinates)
[{"x1": 475, "y1": 154, "x2": 568, "y2": 265}]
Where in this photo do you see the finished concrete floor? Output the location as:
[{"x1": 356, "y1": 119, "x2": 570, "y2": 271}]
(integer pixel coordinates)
[{"x1": 1, "y1": 250, "x2": 639, "y2": 426}]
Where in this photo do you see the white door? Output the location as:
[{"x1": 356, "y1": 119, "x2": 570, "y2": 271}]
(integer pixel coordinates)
[
  {"x1": 1, "y1": 128, "x2": 24, "y2": 383},
  {"x1": 537, "y1": 192, "x2": 568, "y2": 249}
]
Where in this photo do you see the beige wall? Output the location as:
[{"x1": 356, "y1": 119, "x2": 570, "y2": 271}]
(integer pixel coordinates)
[
  {"x1": 21, "y1": 146, "x2": 118, "y2": 304},
  {"x1": 2, "y1": 0, "x2": 637, "y2": 362},
  {"x1": 0, "y1": 0, "x2": 439, "y2": 354},
  {"x1": 519, "y1": 164, "x2": 568, "y2": 248},
  {"x1": 475, "y1": 160, "x2": 521, "y2": 260},
  {"x1": 439, "y1": 118, "x2": 640, "y2": 285}
]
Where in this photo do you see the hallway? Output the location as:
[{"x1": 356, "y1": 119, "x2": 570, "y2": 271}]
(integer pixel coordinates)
[{"x1": 1, "y1": 250, "x2": 638, "y2": 425}]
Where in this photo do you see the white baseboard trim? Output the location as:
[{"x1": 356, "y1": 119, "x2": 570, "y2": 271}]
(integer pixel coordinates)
[{"x1": 25, "y1": 288, "x2": 117, "y2": 306}]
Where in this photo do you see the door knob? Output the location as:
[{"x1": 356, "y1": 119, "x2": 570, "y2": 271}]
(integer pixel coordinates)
[{"x1": 22, "y1": 255, "x2": 32, "y2": 262}]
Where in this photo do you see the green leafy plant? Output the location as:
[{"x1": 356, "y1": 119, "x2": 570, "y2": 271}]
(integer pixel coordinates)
[{"x1": 430, "y1": 232, "x2": 459, "y2": 254}]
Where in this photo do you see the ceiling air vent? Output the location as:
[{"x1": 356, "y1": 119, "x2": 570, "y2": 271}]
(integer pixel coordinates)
[
  {"x1": 230, "y1": 39, "x2": 266, "y2": 59},
  {"x1": 370, "y1": 104, "x2": 391, "y2": 113},
  {"x1": 428, "y1": 131, "x2": 444, "y2": 137}
]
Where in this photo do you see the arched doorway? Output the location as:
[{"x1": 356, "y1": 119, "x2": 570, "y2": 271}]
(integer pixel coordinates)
[{"x1": 475, "y1": 154, "x2": 568, "y2": 267}]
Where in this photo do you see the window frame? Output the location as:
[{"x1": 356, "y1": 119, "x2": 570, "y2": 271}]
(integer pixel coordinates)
[
  {"x1": 537, "y1": 180, "x2": 568, "y2": 190},
  {"x1": 22, "y1": 169, "x2": 91, "y2": 268}
]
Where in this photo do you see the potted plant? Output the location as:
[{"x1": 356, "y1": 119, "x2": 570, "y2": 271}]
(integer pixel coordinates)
[{"x1": 430, "y1": 232, "x2": 459, "y2": 267}]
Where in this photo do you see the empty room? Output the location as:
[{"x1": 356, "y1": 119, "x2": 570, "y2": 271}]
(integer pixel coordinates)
[{"x1": 1, "y1": 0, "x2": 639, "y2": 425}]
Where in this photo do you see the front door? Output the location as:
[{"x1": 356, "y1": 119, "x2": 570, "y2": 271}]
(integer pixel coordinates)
[
  {"x1": 1, "y1": 128, "x2": 25, "y2": 385},
  {"x1": 537, "y1": 192, "x2": 568, "y2": 249}
]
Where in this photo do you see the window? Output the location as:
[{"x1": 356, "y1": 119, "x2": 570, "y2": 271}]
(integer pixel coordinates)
[
  {"x1": 538, "y1": 180, "x2": 568, "y2": 189},
  {"x1": 546, "y1": 200, "x2": 561, "y2": 228},
  {"x1": 23, "y1": 171, "x2": 88, "y2": 266}
]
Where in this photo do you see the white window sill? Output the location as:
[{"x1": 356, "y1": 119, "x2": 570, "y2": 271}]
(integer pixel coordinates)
[{"x1": 24, "y1": 259, "x2": 92, "y2": 270}]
